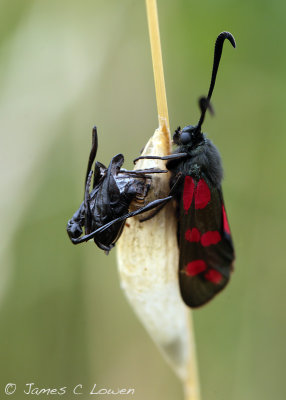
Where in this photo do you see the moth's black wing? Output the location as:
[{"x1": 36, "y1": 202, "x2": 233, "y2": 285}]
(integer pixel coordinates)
[{"x1": 178, "y1": 176, "x2": 235, "y2": 308}]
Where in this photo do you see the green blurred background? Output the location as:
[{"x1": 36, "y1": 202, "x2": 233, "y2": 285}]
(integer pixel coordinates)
[{"x1": 0, "y1": 0, "x2": 285, "y2": 399}]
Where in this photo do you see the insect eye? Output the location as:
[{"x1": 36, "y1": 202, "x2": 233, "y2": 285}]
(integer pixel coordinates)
[
  {"x1": 180, "y1": 131, "x2": 192, "y2": 145},
  {"x1": 68, "y1": 222, "x2": 83, "y2": 239}
]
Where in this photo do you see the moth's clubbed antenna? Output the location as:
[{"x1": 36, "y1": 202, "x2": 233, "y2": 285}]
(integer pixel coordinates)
[
  {"x1": 198, "y1": 96, "x2": 214, "y2": 118},
  {"x1": 197, "y1": 31, "x2": 236, "y2": 132},
  {"x1": 207, "y1": 32, "x2": 236, "y2": 102}
]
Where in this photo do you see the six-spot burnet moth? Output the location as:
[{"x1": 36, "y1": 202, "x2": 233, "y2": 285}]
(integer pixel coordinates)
[
  {"x1": 67, "y1": 126, "x2": 170, "y2": 253},
  {"x1": 134, "y1": 32, "x2": 236, "y2": 307}
]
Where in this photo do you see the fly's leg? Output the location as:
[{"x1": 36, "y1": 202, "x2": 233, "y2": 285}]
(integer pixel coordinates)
[{"x1": 71, "y1": 195, "x2": 173, "y2": 244}]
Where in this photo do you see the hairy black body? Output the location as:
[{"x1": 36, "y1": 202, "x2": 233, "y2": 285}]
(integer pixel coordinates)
[
  {"x1": 168, "y1": 133, "x2": 223, "y2": 190},
  {"x1": 134, "y1": 32, "x2": 236, "y2": 307}
]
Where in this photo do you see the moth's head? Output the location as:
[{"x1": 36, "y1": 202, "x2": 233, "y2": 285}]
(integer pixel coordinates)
[
  {"x1": 173, "y1": 125, "x2": 205, "y2": 148},
  {"x1": 172, "y1": 97, "x2": 212, "y2": 149}
]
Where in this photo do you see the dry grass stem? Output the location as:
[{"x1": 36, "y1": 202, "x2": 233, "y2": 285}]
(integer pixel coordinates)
[
  {"x1": 145, "y1": 0, "x2": 169, "y2": 133},
  {"x1": 117, "y1": 1, "x2": 201, "y2": 399}
]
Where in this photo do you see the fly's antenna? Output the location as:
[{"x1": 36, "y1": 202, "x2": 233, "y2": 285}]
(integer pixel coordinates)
[{"x1": 196, "y1": 31, "x2": 236, "y2": 132}]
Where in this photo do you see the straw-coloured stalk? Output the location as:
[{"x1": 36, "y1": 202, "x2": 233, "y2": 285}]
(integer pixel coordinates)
[{"x1": 117, "y1": 1, "x2": 200, "y2": 399}]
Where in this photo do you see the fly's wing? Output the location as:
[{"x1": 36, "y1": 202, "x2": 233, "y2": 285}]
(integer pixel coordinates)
[
  {"x1": 178, "y1": 176, "x2": 235, "y2": 308},
  {"x1": 94, "y1": 154, "x2": 124, "y2": 223},
  {"x1": 92, "y1": 154, "x2": 127, "y2": 247}
]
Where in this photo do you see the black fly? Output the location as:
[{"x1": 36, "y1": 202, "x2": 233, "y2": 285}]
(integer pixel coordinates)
[{"x1": 67, "y1": 126, "x2": 171, "y2": 253}]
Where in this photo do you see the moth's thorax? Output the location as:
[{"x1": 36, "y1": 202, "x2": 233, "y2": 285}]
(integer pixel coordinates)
[{"x1": 168, "y1": 135, "x2": 224, "y2": 188}]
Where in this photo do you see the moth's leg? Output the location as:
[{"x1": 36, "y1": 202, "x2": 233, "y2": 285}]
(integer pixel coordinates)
[
  {"x1": 118, "y1": 168, "x2": 167, "y2": 175},
  {"x1": 133, "y1": 153, "x2": 189, "y2": 164},
  {"x1": 138, "y1": 202, "x2": 166, "y2": 222},
  {"x1": 71, "y1": 195, "x2": 173, "y2": 244},
  {"x1": 138, "y1": 172, "x2": 183, "y2": 222}
]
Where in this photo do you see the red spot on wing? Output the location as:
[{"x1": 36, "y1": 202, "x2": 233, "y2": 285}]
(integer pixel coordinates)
[
  {"x1": 185, "y1": 260, "x2": 207, "y2": 276},
  {"x1": 204, "y1": 269, "x2": 223, "y2": 284},
  {"x1": 183, "y1": 176, "x2": 195, "y2": 212},
  {"x1": 222, "y1": 205, "x2": 231, "y2": 234},
  {"x1": 201, "y1": 231, "x2": 221, "y2": 246},
  {"x1": 195, "y1": 179, "x2": 211, "y2": 209},
  {"x1": 185, "y1": 228, "x2": 201, "y2": 242}
]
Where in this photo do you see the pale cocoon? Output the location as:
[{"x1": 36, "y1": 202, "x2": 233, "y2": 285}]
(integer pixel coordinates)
[{"x1": 116, "y1": 125, "x2": 197, "y2": 383}]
